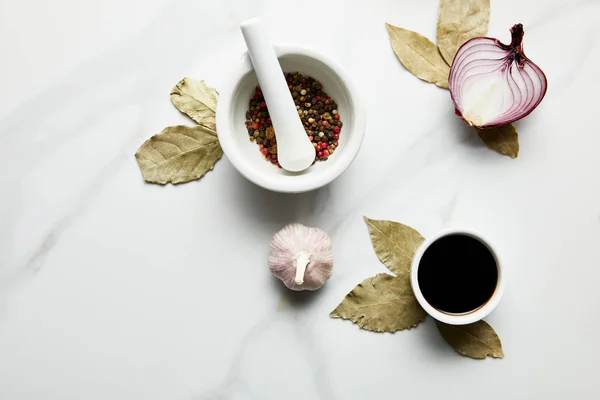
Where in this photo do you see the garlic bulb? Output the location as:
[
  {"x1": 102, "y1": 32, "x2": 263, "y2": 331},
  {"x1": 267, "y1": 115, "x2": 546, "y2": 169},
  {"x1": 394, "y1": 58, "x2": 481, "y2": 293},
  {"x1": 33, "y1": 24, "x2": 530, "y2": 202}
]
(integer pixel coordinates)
[{"x1": 269, "y1": 223, "x2": 333, "y2": 291}]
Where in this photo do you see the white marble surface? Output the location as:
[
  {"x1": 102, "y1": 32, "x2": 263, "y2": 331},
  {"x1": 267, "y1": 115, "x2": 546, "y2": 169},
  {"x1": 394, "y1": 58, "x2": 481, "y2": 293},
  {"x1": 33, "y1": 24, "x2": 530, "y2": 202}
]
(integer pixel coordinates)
[{"x1": 1, "y1": 0, "x2": 600, "y2": 398}]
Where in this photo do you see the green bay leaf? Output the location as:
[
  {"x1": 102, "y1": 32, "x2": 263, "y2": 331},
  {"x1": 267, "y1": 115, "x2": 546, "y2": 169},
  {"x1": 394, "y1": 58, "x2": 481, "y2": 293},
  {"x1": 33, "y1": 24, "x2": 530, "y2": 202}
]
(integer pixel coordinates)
[
  {"x1": 170, "y1": 78, "x2": 218, "y2": 130},
  {"x1": 364, "y1": 216, "x2": 424, "y2": 277},
  {"x1": 385, "y1": 23, "x2": 450, "y2": 89},
  {"x1": 476, "y1": 124, "x2": 519, "y2": 158},
  {"x1": 135, "y1": 125, "x2": 222, "y2": 184},
  {"x1": 330, "y1": 274, "x2": 426, "y2": 332},
  {"x1": 437, "y1": 0, "x2": 491, "y2": 66},
  {"x1": 436, "y1": 320, "x2": 504, "y2": 359}
]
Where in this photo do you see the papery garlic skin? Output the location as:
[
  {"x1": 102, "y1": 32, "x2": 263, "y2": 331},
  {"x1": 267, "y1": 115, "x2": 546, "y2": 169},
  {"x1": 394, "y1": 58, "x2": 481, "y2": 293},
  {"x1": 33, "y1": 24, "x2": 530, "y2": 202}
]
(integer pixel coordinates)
[{"x1": 269, "y1": 223, "x2": 333, "y2": 291}]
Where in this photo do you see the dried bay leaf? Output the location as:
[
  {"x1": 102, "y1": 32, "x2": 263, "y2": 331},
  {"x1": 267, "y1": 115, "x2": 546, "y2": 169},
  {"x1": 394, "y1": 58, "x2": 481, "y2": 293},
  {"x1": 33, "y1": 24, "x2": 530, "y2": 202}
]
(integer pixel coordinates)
[
  {"x1": 437, "y1": 0, "x2": 491, "y2": 66},
  {"x1": 385, "y1": 23, "x2": 450, "y2": 89},
  {"x1": 436, "y1": 320, "x2": 504, "y2": 359},
  {"x1": 364, "y1": 216, "x2": 425, "y2": 277},
  {"x1": 330, "y1": 274, "x2": 426, "y2": 332},
  {"x1": 135, "y1": 125, "x2": 222, "y2": 184},
  {"x1": 170, "y1": 78, "x2": 218, "y2": 130},
  {"x1": 476, "y1": 124, "x2": 519, "y2": 158}
]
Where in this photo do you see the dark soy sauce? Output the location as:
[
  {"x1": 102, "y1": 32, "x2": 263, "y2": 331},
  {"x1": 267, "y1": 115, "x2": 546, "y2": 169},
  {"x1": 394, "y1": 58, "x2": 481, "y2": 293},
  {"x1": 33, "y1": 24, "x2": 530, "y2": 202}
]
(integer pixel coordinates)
[{"x1": 417, "y1": 234, "x2": 498, "y2": 314}]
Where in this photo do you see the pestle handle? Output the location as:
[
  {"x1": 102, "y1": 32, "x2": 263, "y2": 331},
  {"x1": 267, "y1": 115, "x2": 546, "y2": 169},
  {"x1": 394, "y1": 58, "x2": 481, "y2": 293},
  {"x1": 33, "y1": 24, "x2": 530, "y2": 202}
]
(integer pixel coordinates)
[{"x1": 240, "y1": 18, "x2": 315, "y2": 172}]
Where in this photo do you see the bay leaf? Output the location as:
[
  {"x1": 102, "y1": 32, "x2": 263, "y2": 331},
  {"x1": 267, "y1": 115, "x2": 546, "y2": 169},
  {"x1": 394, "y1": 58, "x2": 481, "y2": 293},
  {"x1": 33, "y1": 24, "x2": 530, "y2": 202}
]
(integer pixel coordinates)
[
  {"x1": 330, "y1": 273, "x2": 426, "y2": 332},
  {"x1": 364, "y1": 216, "x2": 425, "y2": 277},
  {"x1": 476, "y1": 124, "x2": 519, "y2": 158},
  {"x1": 436, "y1": 320, "x2": 504, "y2": 359},
  {"x1": 385, "y1": 23, "x2": 450, "y2": 89},
  {"x1": 437, "y1": 0, "x2": 491, "y2": 66},
  {"x1": 170, "y1": 78, "x2": 218, "y2": 130},
  {"x1": 135, "y1": 125, "x2": 222, "y2": 184}
]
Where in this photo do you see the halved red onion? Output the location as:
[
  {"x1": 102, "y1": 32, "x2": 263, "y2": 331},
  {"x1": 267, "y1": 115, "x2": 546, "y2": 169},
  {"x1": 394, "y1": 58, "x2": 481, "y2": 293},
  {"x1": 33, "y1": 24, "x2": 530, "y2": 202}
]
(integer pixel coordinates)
[{"x1": 449, "y1": 24, "x2": 547, "y2": 129}]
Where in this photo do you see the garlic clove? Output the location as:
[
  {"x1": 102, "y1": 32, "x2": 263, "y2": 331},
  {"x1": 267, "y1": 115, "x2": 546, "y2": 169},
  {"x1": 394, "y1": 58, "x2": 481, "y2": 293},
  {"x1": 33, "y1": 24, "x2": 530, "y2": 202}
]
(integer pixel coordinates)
[{"x1": 269, "y1": 223, "x2": 333, "y2": 291}]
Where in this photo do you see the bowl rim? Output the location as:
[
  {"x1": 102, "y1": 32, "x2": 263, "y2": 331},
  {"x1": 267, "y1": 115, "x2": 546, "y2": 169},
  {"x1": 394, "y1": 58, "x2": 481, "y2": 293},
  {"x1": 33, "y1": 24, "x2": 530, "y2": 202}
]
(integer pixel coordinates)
[{"x1": 216, "y1": 44, "x2": 366, "y2": 193}]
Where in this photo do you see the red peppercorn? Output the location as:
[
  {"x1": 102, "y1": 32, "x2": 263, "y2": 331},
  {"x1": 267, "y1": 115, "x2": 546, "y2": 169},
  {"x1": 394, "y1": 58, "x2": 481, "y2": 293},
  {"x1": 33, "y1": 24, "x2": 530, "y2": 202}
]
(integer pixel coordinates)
[
  {"x1": 316, "y1": 95, "x2": 321, "y2": 101},
  {"x1": 320, "y1": 142, "x2": 328, "y2": 149},
  {"x1": 325, "y1": 98, "x2": 331, "y2": 105},
  {"x1": 253, "y1": 110, "x2": 258, "y2": 116},
  {"x1": 322, "y1": 121, "x2": 328, "y2": 127},
  {"x1": 334, "y1": 114, "x2": 340, "y2": 120},
  {"x1": 322, "y1": 149, "x2": 330, "y2": 156},
  {"x1": 333, "y1": 126, "x2": 341, "y2": 133},
  {"x1": 260, "y1": 101, "x2": 266, "y2": 108},
  {"x1": 252, "y1": 122, "x2": 259, "y2": 130},
  {"x1": 267, "y1": 118, "x2": 272, "y2": 124},
  {"x1": 317, "y1": 151, "x2": 323, "y2": 157},
  {"x1": 260, "y1": 118, "x2": 266, "y2": 123},
  {"x1": 333, "y1": 133, "x2": 340, "y2": 140},
  {"x1": 308, "y1": 136, "x2": 313, "y2": 141},
  {"x1": 261, "y1": 148, "x2": 269, "y2": 155}
]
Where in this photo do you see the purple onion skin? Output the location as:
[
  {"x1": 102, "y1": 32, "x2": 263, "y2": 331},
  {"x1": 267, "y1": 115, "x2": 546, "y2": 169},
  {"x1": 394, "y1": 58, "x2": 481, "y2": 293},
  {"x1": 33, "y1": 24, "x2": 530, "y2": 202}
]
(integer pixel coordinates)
[{"x1": 449, "y1": 24, "x2": 548, "y2": 129}]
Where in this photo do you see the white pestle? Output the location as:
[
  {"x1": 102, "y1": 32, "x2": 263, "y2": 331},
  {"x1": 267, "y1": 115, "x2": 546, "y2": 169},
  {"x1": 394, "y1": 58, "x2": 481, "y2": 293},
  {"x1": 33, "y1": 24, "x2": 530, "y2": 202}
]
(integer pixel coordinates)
[{"x1": 240, "y1": 18, "x2": 315, "y2": 172}]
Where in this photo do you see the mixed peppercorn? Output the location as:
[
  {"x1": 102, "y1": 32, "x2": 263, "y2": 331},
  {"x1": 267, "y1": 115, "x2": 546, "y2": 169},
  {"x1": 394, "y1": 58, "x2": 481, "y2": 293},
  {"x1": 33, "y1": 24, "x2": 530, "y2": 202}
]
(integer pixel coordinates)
[{"x1": 245, "y1": 72, "x2": 342, "y2": 168}]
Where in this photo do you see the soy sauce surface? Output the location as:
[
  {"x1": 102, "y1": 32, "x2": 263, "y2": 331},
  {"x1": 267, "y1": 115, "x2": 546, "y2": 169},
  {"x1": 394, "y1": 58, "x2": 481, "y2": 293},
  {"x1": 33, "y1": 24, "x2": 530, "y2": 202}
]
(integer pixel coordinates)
[{"x1": 417, "y1": 234, "x2": 497, "y2": 314}]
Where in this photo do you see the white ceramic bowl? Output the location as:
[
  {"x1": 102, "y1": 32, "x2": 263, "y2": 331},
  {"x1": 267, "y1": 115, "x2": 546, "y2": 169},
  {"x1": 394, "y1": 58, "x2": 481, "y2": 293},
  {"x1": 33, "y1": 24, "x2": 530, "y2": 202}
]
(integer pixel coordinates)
[
  {"x1": 216, "y1": 45, "x2": 366, "y2": 193},
  {"x1": 410, "y1": 229, "x2": 505, "y2": 325}
]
